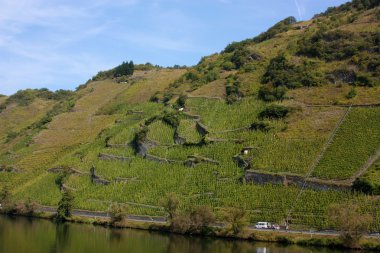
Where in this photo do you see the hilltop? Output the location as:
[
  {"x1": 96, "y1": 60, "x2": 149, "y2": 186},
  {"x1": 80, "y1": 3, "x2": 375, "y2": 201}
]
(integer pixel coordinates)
[{"x1": 0, "y1": 0, "x2": 380, "y2": 234}]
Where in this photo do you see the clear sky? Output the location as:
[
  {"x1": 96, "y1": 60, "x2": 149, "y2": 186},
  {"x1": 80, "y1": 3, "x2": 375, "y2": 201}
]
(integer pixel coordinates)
[{"x1": 0, "y1": 0, "x2": 349, "y2": 95}]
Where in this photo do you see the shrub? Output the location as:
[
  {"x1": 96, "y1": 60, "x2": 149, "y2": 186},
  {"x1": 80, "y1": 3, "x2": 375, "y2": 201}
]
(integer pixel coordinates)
[
  {"x1": 110, "y1": 203, "x2": 127, "y2": 224},
  {"x1": 352, "y1": 177, "x2": 379, "y2": 194},
  {"x1": 262, "y1": 54, "x2": 320, "y2": 88},
  {"x1": 161, "y1": 192, "x2": 179, "y2": 220},
  {"x1": 253, "y1": 16, "x2": 297, "y2": 43},
  {"x1": 56, "y1": 190, "x2": 74, "y2": 222},
  {"x1": 5, "y1": 131, "x2": 18, "y2": 143},
  {"x1": 259, "y1": 105, "x2": 289, "y2": 119},
  {"x1": 222, "y1": 61, "x2": 236, "y2": 71},
  {"x1": 162, "y1": 112, "x2": 180, "y2": 128},
  {"x1": 346, "y1": 88, "x2": 357, "y2": 99},
  {"x1": 258, "y1": 85, "x2": 287, "y2": 102},
  {"x1": 223, "y1": 207, "x2": 248, "y2": 234},
  {"x1": 176, "y1": 94, "x2": 187, "y2": 108},
  {"x1": 328, "y1": 203, "x2": 371, "y2": 249},
  {"x1": 171, "y1": 205, "x2": 215, "y2": 234}
]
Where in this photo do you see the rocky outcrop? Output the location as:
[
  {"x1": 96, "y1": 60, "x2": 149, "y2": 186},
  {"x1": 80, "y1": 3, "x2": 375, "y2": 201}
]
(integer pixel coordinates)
[{"x1": 245, "y1": 170, "x2": 351, "y2": 191}]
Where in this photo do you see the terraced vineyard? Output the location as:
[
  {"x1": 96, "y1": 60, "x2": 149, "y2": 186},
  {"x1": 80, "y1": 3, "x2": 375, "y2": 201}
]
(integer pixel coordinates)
[{"x1": 1, "y1": 1, "x2": 380, "y2": 233}]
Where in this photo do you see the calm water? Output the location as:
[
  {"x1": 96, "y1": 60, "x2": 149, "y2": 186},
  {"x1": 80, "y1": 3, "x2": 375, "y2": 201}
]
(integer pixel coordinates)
[{"x1": 0, "y1": 216, "x2": 352, "y2": 253}]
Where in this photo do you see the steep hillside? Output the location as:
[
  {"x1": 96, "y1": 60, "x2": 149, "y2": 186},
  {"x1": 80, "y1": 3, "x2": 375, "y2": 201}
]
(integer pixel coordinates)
[{"x1": 1, "y1": 0, "x2": 380, "y2": 231}]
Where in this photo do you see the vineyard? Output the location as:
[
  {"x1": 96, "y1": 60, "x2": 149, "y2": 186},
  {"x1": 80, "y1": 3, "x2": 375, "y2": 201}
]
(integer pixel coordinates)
[{"x1": 1, "y1": 1, "x2": 380, "y2": 234}]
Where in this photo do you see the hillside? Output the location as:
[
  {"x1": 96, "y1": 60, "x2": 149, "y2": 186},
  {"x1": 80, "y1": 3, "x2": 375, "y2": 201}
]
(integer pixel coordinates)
[{"x1": 1, "y1": 0, "x2": 380, "y2": 231}]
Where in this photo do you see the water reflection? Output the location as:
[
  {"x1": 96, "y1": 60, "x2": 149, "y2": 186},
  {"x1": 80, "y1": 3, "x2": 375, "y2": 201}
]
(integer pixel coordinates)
[{"x1": 0, "y1": 216, "x2": 353, "y2": 253}]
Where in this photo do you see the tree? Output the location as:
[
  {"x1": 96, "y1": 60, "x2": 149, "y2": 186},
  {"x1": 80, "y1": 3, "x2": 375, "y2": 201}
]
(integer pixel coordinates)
[
  {"x1": 223, "y1": 208, "x2": 248, "y2": 235},
  {"x1": 110, "y1": 203, "x2": 128, "y2": 224},
  {"x1": 161, "y1": 192, "x2": 179, "y2": 220},
  {"x1": 56, "y1": 190, "x2": 74, "y2": 222},
  {"x1": 328, "y1": 203, "x2": 371, "y2": 248},
  {"x1": 171, "y1": 205, "x2": 215, "y2": 234}
]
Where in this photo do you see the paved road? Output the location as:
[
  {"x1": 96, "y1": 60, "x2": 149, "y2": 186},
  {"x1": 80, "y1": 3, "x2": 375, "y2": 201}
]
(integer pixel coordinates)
[
  {"x1": 37, "y1": 206, "x2": 380, "y2": 238},
  {"x1": 38, "y1": 206, "x2": 166, "y2": 223}
]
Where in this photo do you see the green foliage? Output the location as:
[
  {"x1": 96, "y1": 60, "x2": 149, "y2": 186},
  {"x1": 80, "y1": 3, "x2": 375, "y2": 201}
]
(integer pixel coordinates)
[
  {"x1": 298, "y1": 30, "x2": 377, "y2": 62},
  {"x1": 56, "y1": 190, "x2": 74, "y2": 222},
  {"x1": 352, "y1": 177, "x2": 380, "y2": 195},
  {"x1": 259, "y1": 104, "x2": 289, "y2": 119},
  {"x1": 114, "y1": 61, "x2": 134, "y2": 77},
  {"x1": 262, "y1": 54, "x2": 321, "y2": 88},
  {"x1": 176, "y1": 94, "x2": 188, "y2": 108},
  {"x1": 171, "y1": 205, "x2": 215, "y2": 234},
  {"x1": 346, "y1": 87, "x2": 357, "y2": 99},
  {"x1": 253, "y1": 16, "x2": 297, "y2": 43},
  {"x1": 226, "y1": 76, "x2": 241, "y2": 104},
  {"x1": 258, "y1": 85, "x2": 287, "y2": 102},
  {"x1": 0, "y1": 88, "x2": 75, "y2": 114},
  {"x1": 5, "y1": 131, "x2": 18, "y2": 143},
  {"x1": 162, "y1": 112, "x2": 180, "y2": 128},
  {"x1": 92, "y1": 60, "x2": 134, "y2": 81},
  {"x1": 162, "y1": 192, "x2": 179, "y2": 220},
  {"x1": 223, "y1": 208, "x2": 248, "y2": 234}
]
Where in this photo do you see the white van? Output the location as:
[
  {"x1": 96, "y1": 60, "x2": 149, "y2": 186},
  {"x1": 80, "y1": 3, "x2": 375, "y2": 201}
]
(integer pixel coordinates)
[{"x1": 255, "y1": 222, "x2": 271, "y2": 229}]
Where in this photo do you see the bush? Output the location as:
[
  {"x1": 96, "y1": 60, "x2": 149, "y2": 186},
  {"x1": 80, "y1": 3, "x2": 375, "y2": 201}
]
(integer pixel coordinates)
[
  {"x1": 253, "y1": 16, "x2": 296, "y2": 43},
  {"x1": 56, "y1": 190, "x2": 74, "y2": 222},
  {"x1": 161, "y1": 192, "x2": 179, "y2": 220},
  {"x1": 176, "y1": 94, "x2": 187, "y2": 108},
  {"x1": 162, "y1": 112, "x2": 180, "y2": 128},
  {"x1": 258, "y1": 85, "x2": 287, "y2": 102},
  {"x1": 223, "y1": 208, "x2": 248, "y2": 234},
  {"x1": 262, "y1": 54, "x2": 320, "y2": 88},
  {"x1": 328, "y1": 203, "x2": 371, "y2": 249},
  {"x1": 259, "y1": 105, "x2": 289, "y2": 119},
  {"x1": 346, "y1": 88, "x2": 357, "y2": 99},
  {"x1": 171, "y1": 205, "x2": 215, "y2": 234},
  {"x1": 222, "y1": 61, "x2": 236, "y2": 71},
  {"x1": 352, "y1": 177, "x2": 379, "y2": 194},
  {"x1": 110, "y1": 203, "x2": 127, "y2": 224},
  {"x1": 5, "y1": 131, "x2": 18, "y2": 143}
]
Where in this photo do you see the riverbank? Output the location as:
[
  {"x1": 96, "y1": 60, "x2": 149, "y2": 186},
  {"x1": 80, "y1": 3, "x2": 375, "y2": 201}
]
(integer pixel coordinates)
[{"x1": 2, "y1": 208, "x2": 380, "y2": 251}]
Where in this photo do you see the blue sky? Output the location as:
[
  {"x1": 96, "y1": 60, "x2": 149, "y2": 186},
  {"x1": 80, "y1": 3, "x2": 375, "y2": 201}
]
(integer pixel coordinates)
[{"x1": 0, "y1": 0, "x2": 348, "y2": 95}]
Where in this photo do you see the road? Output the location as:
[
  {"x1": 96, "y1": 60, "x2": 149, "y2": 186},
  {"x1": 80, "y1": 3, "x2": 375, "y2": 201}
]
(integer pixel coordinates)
[{"x1": 37, "y1": 206, "x2": 380, "y2": 238}]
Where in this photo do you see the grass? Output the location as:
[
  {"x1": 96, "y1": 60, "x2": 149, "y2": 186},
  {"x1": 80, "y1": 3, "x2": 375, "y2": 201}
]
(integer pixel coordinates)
[{"x1": 313, "y1": 107, "x2": 380, "y2": 180}]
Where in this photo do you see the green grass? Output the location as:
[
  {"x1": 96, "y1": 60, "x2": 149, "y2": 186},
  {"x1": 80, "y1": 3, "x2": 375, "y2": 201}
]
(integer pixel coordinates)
[{"x1": 313, "y1": 107, "x2": 380, "y2": 180}]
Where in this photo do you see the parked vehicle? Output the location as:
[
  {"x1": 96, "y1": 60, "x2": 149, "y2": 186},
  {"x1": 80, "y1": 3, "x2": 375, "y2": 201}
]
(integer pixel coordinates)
[
  {"x1": 255, "y1": 222, "x2": 272, "y2": 229},
  {"x1": 272, "y1": 224, "x2": 280, "y2": 230}
]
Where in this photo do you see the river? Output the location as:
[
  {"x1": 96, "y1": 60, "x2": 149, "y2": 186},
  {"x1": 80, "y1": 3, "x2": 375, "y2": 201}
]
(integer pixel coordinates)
[{"x1": 0, "y1": 215, "x2": 354, "y2": 253}]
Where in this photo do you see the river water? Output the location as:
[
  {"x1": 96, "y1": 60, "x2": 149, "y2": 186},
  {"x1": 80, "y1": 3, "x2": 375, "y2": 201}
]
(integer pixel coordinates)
[{"x1": 0, "y1": 216, "x2": 353, "y2": 253}]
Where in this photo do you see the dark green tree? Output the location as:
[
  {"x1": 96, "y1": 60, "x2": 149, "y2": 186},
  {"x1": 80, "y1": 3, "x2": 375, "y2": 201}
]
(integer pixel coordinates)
[{"x1": 56, "y1": 190, "x2": 74, "y2": 222}]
